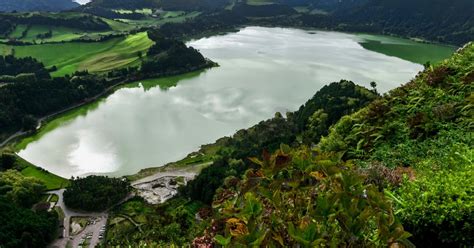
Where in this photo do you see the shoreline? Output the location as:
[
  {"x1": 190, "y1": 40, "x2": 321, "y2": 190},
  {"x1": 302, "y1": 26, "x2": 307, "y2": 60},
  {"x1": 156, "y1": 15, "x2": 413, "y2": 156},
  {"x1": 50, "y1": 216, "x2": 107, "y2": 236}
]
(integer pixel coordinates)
[{"x1": 0, "y1": 61, "x2": 217, "y2": 150}]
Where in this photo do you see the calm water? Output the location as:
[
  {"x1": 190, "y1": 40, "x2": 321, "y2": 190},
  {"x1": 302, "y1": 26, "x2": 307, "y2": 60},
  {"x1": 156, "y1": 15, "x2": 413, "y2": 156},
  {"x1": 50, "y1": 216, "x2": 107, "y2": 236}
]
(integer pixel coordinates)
[{"x1": 17, "y1": 27, "x2": 449, "y2": 178}]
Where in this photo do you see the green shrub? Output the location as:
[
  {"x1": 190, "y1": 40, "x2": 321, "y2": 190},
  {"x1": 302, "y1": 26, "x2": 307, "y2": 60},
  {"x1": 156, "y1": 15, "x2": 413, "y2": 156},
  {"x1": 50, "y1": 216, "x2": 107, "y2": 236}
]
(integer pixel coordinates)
[{"x1": 392, "y1": 153, "x2": 473, "y2": 246}]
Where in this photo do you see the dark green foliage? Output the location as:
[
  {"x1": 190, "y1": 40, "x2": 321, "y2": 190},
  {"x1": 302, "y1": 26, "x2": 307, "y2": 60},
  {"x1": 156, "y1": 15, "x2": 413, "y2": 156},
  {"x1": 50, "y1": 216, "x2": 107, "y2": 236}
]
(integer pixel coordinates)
[
  {"x1": 0, "y1": 72, "x2": 110, "y2": 135},
  {"x1": 0, "y1": 13, "x2": 110, "y2": 32},
  {"x1": 141, "y1": 31, "x2": 211, "y2": 76},
  {"x1": 232, "y1": 3, "x2": 297, "y2": 17},
  {"x1": 0, "y1": 197, "x2": 58, "y2": 248},
  {"x1": 0, "y1": 20, "x2": 15, "y2": 37},
  {"x1": 302, "y1": 0, "x2": 474, "y2": 46},
  {"x1": 0, "y1": 55, "x2": 50, "y2": 79},
  {"x1": 318, "y1": 43, "x2": 474, "y2": 246},
  {"x1": 294, "y1": 80, "x2": 378, "y2": 141},
  {"x1": 81, "y1": 0, "x2": 160, "y2": 9},
  {"x1": 83, "y1": 0, "x2": 230, "y2": 11},
  {"x1": 0, "y1": 169, "x2": 57, "y2": 248},
  {"x1": 159, "y1": 0, "x2": 230, "y2": 11},
  {"x1": 63, "y1": 175, "x2": 130, "y2": 211},
  {"x1": 0, "y1": 170, "x2": 45, "y2": 208},
  {"x1": 158, "y1": 11, "x2": 247, "y2": 39},
  {"x1": 0, "y1": 152, "x2": 16, "y2": 171},
  {"x1": 0, "y1": 0, "x2": 79, "y2": 12}
]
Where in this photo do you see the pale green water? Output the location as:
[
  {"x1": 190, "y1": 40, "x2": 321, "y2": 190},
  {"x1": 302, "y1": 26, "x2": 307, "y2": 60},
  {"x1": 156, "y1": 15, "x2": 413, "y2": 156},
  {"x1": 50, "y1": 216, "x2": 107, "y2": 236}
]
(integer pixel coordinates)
[{"x1": 17, "y1": 27, "x2": 453, "y2": 178}]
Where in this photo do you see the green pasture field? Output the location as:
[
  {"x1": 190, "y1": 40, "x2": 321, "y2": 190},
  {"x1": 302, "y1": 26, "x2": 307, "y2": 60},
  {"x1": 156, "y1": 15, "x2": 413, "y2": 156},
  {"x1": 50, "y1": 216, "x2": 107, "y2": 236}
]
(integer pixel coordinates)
[
  {"x1": 15, "y1": 155, "x2": 69, "y2": 190},
  {"x1": 0, "y1": 32, "x2": 153, "y2": 76}
]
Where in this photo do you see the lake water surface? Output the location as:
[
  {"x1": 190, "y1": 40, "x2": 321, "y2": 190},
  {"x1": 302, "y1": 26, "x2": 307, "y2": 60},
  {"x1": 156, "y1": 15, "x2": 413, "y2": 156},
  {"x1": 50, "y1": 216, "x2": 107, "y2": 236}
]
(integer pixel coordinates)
[{"x1": 17, "y1": 27, "x2": 452, "y2": 178}]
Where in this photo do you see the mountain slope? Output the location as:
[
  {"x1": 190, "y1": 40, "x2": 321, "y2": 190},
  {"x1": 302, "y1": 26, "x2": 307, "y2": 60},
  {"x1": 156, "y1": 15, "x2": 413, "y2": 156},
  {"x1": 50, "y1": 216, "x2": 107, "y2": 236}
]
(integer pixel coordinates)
[
  {"x1": 0, "y1": 0, "x2": 79, "y2": 12},
  {"x1": 333, "y1": 0, "x2": 474, "y2": 45},
  {"x1": 82, "y1": 0, "x2": 231, "y2": 11}
]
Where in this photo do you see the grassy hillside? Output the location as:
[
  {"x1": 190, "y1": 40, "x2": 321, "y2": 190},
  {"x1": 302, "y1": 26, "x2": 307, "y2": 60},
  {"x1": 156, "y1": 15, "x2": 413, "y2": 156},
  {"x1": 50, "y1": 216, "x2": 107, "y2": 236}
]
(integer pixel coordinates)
[{"x1": 0, "y1": 32, "x2": 153, "y2": 76}]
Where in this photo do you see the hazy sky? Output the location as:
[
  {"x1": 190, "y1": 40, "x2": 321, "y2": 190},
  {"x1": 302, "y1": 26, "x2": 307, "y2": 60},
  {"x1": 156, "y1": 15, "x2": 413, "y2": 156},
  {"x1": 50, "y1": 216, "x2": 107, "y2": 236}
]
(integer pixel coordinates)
[{"x1": 75, "y1": 0, "x2": 90, "y2": 4}]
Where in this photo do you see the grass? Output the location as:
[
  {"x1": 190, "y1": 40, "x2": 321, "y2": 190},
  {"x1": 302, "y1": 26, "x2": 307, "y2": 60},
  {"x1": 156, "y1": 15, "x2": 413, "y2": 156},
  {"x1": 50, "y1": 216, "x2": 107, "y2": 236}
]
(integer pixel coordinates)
[
  {"x1": 22, "y1": 25, "x2": 83, "y2": 42},
  {"x1": 358, "y1": 34, "x2": 456, "y2": 64},
  {"x1": 0, "y1": 32, "x2": 153, "y2": 76},
  {"x1": 16, "y1": 155, "x2": 69, "y2": 190},
  {"x1": 54, "y1": 206, "x2": 65, "y2": 220},
  {"x1": 49, "y1": 194, "x2": 59, "y2": 203},
  {"x1": 9, "y1": 24, "x2": 28, "y2": 39},
  {"x1": 101, "y1": 18, "x2": 134, "y2": 32}
]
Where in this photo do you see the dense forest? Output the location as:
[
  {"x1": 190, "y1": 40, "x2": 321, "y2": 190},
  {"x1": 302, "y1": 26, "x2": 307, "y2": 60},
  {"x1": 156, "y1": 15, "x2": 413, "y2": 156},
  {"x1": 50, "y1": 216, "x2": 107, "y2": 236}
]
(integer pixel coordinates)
[
  {"x1": 0, "y1": 13, "x2": 111, "y2": 35},
  {"x1": 141, "y1": 30, "x2": 214, "y2": 76},
  {"x1": 0, "y1": 68, "x2": 112, "y2": 139},
  {"x1": 0, "y1": 170, "x2": 58, "y2": 248},
  {"x1": 80, "y1": 0, "x2": 230, "y2": 11},
  {"x1": 0, "y1": 55, "x2": 50, "y2": 80},
  {"x1": 329, "y1": 0, "x2": 474, "y2": 46},
  {"x1": 63, "y1": 176, "x2": 131, "y2": 211},
  {"x1": 0, "y1": 0, "x2": 79, "y2": 12}
]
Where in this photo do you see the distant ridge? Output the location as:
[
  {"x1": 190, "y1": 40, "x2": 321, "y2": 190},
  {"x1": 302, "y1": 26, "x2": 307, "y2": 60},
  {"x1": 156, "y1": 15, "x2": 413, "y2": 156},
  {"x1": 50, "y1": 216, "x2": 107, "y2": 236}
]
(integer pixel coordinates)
[{"x1": 0, "y1": 0, "x2": 80, "y2": 12}]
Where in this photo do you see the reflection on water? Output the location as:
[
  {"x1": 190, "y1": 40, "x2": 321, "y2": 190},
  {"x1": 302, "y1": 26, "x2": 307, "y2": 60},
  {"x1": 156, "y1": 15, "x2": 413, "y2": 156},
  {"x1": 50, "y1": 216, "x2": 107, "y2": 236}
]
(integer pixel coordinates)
[{"x1": 18, "y1": 27, "x2": 425, "y2": 178}]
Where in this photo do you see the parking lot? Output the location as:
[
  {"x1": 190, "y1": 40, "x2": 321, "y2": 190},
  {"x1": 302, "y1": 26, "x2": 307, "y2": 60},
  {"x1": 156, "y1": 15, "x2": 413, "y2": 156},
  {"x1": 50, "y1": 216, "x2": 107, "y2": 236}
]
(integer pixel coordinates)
[{"x1": 70, "y1": 216, "x2": 108, "y2": 248}]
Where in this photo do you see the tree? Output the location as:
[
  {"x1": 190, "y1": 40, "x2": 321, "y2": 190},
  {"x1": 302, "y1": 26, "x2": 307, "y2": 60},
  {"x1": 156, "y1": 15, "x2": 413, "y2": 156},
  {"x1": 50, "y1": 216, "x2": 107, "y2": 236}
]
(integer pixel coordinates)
[
  {"x1": 0, "y1": 152, "x2": 16, "y2": 171},
  {"x1": 64, "y1": 176, "x2": 130, "y2": 211},
  {"x1": 370, "y1": 81, "x2": 377, "y2": 93}
]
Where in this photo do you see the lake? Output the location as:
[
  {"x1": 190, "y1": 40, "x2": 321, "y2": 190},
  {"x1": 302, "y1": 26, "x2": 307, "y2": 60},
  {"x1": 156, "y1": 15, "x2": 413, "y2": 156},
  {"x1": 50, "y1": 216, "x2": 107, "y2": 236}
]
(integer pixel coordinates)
[{"x1": 16, "y1": 27, "x2": 455, "y2": 178}]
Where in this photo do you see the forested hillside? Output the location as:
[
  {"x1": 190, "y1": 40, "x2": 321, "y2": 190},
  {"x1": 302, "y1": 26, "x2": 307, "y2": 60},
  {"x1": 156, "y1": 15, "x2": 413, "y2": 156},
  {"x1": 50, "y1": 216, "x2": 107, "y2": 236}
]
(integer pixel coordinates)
[
  {"x1": 0, "y1": 0, "x2": 79, "y2": 12},
  {"x1": 332, "y1": 0, "x2": 474, "y2": 45}
]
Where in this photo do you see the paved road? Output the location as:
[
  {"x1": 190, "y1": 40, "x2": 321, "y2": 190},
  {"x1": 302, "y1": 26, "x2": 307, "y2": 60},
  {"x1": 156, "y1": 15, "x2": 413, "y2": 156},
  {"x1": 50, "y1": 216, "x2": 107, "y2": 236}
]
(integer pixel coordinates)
[
  {"x1": 69, "y1": 216, "x2": 108, "y2": 248},
  {"x1": 48, "y1": 190, "x2": 107, "y2": 248}
]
